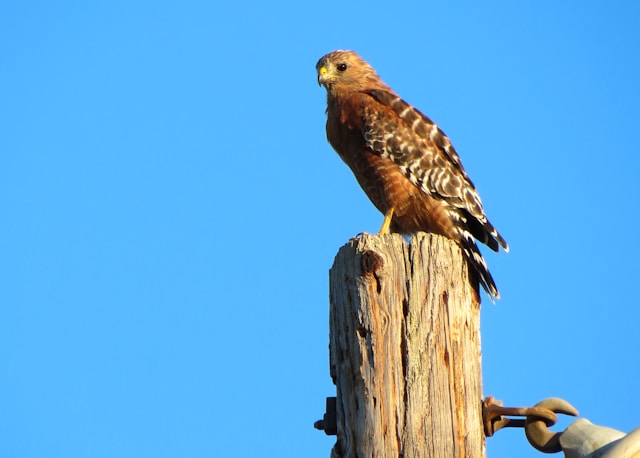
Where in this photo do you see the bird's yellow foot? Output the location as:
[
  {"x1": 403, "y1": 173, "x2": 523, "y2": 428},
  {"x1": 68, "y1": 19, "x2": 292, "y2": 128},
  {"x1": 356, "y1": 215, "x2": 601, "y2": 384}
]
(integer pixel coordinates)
[{"x1": 378, "y1": 207, "x2": 394, "y2": 234}]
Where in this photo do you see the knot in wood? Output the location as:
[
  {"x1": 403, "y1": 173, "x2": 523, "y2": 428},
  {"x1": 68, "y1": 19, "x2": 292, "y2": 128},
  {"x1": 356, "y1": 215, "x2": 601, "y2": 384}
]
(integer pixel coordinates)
[{"x1": 361, "y1": 250, "x2": 384, "y2": 276}]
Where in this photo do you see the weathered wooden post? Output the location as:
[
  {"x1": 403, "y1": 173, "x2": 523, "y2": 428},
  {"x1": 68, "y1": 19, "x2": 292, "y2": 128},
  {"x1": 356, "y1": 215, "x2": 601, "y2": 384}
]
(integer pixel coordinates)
[{"x1": 327, "y1": 232, "x2": 485, "y2": 457}]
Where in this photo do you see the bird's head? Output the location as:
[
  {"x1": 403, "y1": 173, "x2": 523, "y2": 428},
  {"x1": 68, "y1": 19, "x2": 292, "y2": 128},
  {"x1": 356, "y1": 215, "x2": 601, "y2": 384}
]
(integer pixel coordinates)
[{"x1": 316, "y1": 50, "x2": 384, "y2": 94}]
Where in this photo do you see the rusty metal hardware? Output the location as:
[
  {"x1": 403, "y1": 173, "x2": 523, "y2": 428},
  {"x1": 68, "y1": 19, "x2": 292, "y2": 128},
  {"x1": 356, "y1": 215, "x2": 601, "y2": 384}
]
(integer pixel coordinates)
[
  {"x1": 483, "y1": 396, "x2": 557, "y2": 437},
  {"x1": 525, "y1": 398, "x2": 579, "y2": 453},
  {"x1": 483, "y1": 396, "x2": 579, "y2": 453},
  {"x1": 314, "y1": 397, "x2": 337, "y2": 436}
]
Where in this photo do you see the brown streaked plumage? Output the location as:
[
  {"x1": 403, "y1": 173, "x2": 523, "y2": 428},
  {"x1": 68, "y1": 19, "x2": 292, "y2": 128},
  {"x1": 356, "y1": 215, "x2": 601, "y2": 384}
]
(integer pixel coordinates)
[{"x1": 316, "y1": 50, "x2": 508, "y2": 299}]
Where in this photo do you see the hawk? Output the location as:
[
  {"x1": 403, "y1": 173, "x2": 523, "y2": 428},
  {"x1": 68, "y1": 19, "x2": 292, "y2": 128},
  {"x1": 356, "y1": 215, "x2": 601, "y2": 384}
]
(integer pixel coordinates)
[{"x1": 316, "y1": 50, "x2": 508, "y2": 299}]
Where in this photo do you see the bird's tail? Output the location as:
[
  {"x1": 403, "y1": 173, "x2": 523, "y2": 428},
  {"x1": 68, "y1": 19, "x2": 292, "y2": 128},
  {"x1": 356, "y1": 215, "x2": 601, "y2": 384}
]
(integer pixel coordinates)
[
  {"x1": 466, "y1": 212, "x2": 509, "y2": 254},
  {"x1": 459, "y1": 231, "x2": 500, "y2": 301}
]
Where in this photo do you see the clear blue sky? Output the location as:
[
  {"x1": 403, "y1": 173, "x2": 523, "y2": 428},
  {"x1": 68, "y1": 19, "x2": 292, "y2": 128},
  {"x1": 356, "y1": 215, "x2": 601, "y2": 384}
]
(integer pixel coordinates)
[{"x1": 2, "y1": 1, "x2": 639, "y2": 457}]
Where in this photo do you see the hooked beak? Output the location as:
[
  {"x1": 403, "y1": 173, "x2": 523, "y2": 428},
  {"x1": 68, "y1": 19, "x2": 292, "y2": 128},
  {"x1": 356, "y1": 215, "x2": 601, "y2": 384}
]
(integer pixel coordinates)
[{"x1": 317, "y1": 66, "x2": 329, "y2": 86}]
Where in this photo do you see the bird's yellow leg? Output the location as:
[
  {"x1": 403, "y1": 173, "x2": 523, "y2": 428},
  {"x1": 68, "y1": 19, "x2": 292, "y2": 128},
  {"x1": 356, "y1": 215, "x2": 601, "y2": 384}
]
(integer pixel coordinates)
[{"x1": 378, "y1": 207, "x2": 395, "y2": 234}]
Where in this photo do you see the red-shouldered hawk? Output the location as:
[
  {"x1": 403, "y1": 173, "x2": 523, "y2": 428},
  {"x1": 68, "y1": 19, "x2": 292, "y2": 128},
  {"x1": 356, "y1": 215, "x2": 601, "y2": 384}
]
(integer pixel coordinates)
[{"x1": 316, "y1": 50, "x2": 508, "y2": 299}]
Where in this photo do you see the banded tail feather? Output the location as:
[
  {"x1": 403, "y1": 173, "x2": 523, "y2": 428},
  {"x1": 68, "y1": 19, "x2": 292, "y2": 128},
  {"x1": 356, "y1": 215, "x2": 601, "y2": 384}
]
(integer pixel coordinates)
[{"x1": 458, "y1": 228, "x2": 500, "y2": 300}]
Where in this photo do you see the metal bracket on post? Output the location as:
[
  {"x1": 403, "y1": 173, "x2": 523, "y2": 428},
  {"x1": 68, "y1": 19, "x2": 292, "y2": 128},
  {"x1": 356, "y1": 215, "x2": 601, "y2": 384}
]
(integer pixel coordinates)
[
  {"x1": 483, "y1": 396, "x2": 579, "y2": 453},
  {"x1": 314, "y1": 397, "x2": 337, "y2": 436}
]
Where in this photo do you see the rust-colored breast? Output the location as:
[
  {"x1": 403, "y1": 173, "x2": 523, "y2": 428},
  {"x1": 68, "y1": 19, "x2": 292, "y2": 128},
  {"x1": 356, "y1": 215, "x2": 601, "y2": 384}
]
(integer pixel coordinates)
[{"x1": 326, "y1": 95, "x2": 456, "y2": 239}]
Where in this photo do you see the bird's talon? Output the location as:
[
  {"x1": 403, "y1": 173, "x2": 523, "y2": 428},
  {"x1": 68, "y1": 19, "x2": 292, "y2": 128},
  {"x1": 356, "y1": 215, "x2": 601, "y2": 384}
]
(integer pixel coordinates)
[{"x1": 351, "y1": 232, "x2": 370, "y2": 241}]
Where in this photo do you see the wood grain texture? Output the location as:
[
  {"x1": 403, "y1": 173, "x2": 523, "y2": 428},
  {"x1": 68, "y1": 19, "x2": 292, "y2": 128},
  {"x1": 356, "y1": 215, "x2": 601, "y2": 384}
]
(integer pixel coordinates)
[{"x1": 328, "y1": 232, "x2": 485, "y2": 458}]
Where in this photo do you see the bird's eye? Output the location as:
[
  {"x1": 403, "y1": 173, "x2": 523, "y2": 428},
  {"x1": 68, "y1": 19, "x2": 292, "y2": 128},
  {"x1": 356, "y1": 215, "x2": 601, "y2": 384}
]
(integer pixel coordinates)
[{"x1": 336, "y1": 63, "x2": 348, "y2": 72}]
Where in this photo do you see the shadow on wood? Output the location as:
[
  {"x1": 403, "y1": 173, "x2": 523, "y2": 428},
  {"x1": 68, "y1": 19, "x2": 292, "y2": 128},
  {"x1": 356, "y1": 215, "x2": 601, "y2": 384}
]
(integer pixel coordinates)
[{"x1": 328, "y1": 233, "x2": 485, "y2": 458}]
